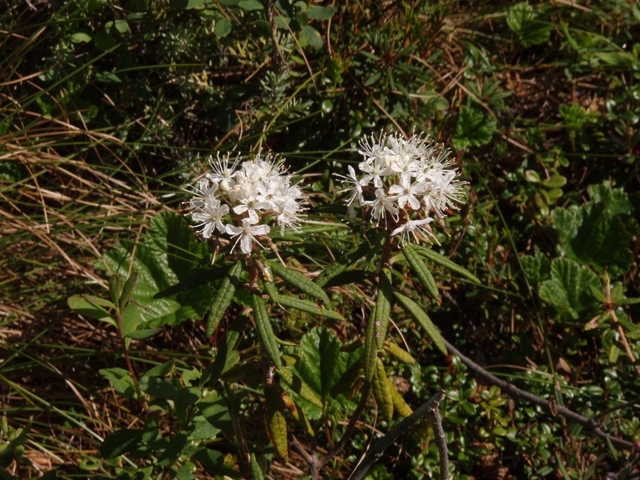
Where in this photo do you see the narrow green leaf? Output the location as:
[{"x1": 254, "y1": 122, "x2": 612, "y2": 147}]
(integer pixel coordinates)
[
  {"x1": 388, "y1": 376, "x2": 413, "y2": 417},
  {"x1": 363, "y1": 305, "x2": 378, "y2": 382},
  {"x1": 206, "y1": 261, "x2": 242, "y2": 336},
  {"x1": 414, "y1": 244, "x2": 481, "y2": 284},
  {"x1": 276, "y1": 367, "x2": 323, "y2": 408},
  {"x1": 109, "y1": 275, "x2": 122, "y2": 305},
  {"x1": 375, "y1": 269, "x2": 393, "y2": 349},
  {"x1": 252, "y1": 293, "x2": 282, "y2": 369},
  {"x1": 383, "y1": 341, "x2": 416, "y2": 364},
  {"x1": 68, "y1": 295, "x2": 116, "y2": 326},
  {"x1": 119, "y1": 272, "x2": 138, "y2": 310},
  {"x1": 121, "y1": 303, "x2": 140, "y2": 346},
  {"x1": 268, "y1": 262, "x2": 330, "y2": 305},
  {"x1": 402, "y1": 245, "x2": 440, "y2": 300},
  {"x1": 276, "y1": 294, "x2": 345, "y2": 321},
  {"x1": 394, "y1": 292, "x2": 447, "y2": 355},
  {"x1": 264, "y1": 385, "x2": 288, "y2": 461},
  {"x1": 200, "y1": 316, "x2": 247, "y2": 388},
  {"x1": 125, "y1": 328, "x2": 162, "y2": 340},
  {"x1": 372, "y1": 358, "x2": 393, "y2": 422}
]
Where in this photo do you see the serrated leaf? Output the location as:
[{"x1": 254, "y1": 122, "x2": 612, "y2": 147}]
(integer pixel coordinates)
[
  {"x1": 99, "y1": 212, "x2": 210, "y2": 328},
  {"x1": 100, "y1": 367, "x2": 137, "y2": 399},
  {"x1": 539, "y1": 258, "x2": 600, "y2": 319},
  {"x1": 276, "y1": 294, "x2": 345, "y2": 321},
  {"x1": 452, "y1": 103, "x2": 496, "y2": 150},
  {"x1": 521, "y1": 251, "x2": 551, "y2": 285},
  {"x1": 403, "y1": 245, "x2": 440, "y2": 300},
  {"x1": 268, "y1": 262, "x2": 330, "y2": 304},
  {"x1": 394, "y1": 292, "x2": 447, "y2": 355},
  {"x1": 553, "y1": 201, "x2": 634, "y2": 277},
  {"x1": 506, "y1": 3, "x2": 551, "y2": 46},
  {"x1": 290, "y1": 328, "x2": 361, "y2": 419},
  {"x1": 414, "y1": 244, "x2": 481, "y2": 284}
]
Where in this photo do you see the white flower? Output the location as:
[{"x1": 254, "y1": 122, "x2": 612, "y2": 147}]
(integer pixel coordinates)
[
  {"x1": 339, "y1": 131, "x2": 466, "y2": 245},
  {"x1": 226, "y1": 218, "x2": 271, "y2": 255},
  {"x1": 366, "y1": 188, "x2": 399, "y2": 224},
  {"x1": 391, "y1": 218, "x2": 436, "y2": 244},
  {"x1": 189, "y1": 152, "x2": 305, "y2": 253},
  {"x1": 191, "y1": 198, "x2": 229, "y2": 238},
  {"x1": 388, "y1": 174, "x2": 426, "y2": 210},
  {"x1": 337, "y1": 165, "x2": 365, "y2": 207}
]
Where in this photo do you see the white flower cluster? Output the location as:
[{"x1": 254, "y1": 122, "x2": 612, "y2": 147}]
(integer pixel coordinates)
[
  {"x1": 189, "y1": 152, "x2": 305, "y2": 255},
  {"x1": 339, "y1": 132, "x2": 465, "y2": 244}
]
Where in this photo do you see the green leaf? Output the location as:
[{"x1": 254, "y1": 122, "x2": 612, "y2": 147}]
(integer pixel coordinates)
[
  {"x1": 276, "y1": 294, "x2": 345, "y2": 321},
  {"x1": 252, "y1": 293, "x2": 282, "y2": 369},
  {"x1": 301, "y1": 26, "x2": 323, "y2": 49},
  {"x1": 121, "y1": 303, "x2": 140, "y2": 346},
  {"x1": 553, "y1": 202, "x2": 634, "y2": 277},
  {"x1": 559, "y1": 103, "x2": 587, "y2": 131},
  {"x1": 99, "y1": 429, "x2": 143, "y2": 459},
  {"x1": 363, "y1": 304, "x2": 378, "y2": 383},
  {"x1": 206, "y1": 261, "x2": 242, "y2": 335},
  {"x1": 143, "y1": 359, "x2": 175, "y2": 378},
  {"x1": 157, "y1": 433, "x2": 188, "y2": 466},
  {"x1": 290, "y1": 328, "x2": 361, "y2": 418},
  {"x1": 125, "y1": 328, "x2": 162, "y2": 340},
  {"x1": 170, "y1": 0, "x2": 204, "y2": 9},
  {"x1": 402, "y1": 245, "x2": 440, "y2": 300},
  {"x1": 375, "y1": 269, "x2": 393, "y2": 349},
  {"x1": 521, "y1": 251, "x2": 551, "y2": 286},
  {"x1": 154, "y1": 266, "x2": 229, "y2": 298},
  {"x1": 452, "y1": 103, "x2": 496, "y2": 150},
  {"x1": 139, "y1": 376, "x2": 180, "y2": 401},
  {"x1": 237, "y1": 0, "x2": 263, "y2": 10},
  {"x1": 592, "y1": 51, "x2": 637, "y2": 68},
  {"x1": 506, "y1": 3, "x2": 551, "y2": 46},
  {"x1": 99, "y1": 212, "x2": 210, "y2": 328},
  {"x1": 93, "y1": 32, "x2": 117, "y2": 51},
  {"x1": 70, "y1": 32, "x2": 92, "y2": 43},
  {"x1": 619, "y1": 319, "x2": 640, "y2": 340},
  {"x1": 306, "y1": 6, "x2": 334, "y2": 20},
  {"x1": 393, "y1": 292, "x2": 447, "y2": 355},
  {"x1": 413, "y1": 244, "x2": 481, "y2": 284},
  {"x1": 100, "y1": 368, "x2": 137, "y2": 399},
  {"x1": 215, "y1": 18, "x2": 232, "y2": 38},
  {"x1": 68, "y1": 295, "x2": 115, "y2": 327},
  {"x1": 268, "y1": 262, "x2": 330, "y2": 304},
  {"x1": 276, "y1": 367, "x2": 322, "y2": 409},
  {"x1": 372, "y1": 357, "x2": 393, "y2": 422},
  {"x1": 539, "y1": 258, "x2": 600, "y2": 319}
]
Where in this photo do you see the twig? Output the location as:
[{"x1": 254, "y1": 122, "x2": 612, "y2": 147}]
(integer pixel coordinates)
[
  {"x1": 428, "y1": 398, "x2": 449, "y2": 480},
  {"x1": 441, "y1": 337, "x2": 634, "y2": 451},
  {"x1": 349, "y1": 390, "x2": 447, "y2": 480}
]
